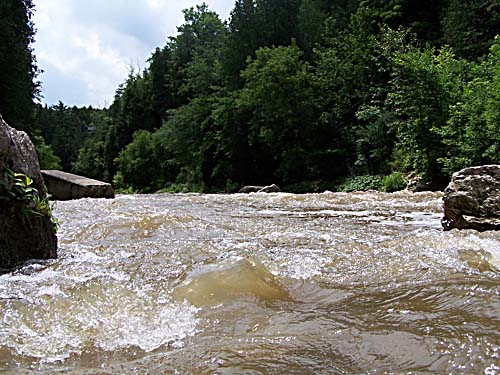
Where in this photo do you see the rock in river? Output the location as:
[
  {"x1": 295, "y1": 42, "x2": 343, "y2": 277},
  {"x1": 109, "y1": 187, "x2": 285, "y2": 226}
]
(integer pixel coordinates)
[
  {"x1": 41, "y1": 170, "x2": 114, "y2": 200},
  {"x1": 0, "y1": 114, "x2": 57, "y2": 270},
  {"x1": 442, "y1": 165, "x2": 500, "y2": 231},
  {"x1": 238, "y1": 184, "x2": 281, "y2": 193}
]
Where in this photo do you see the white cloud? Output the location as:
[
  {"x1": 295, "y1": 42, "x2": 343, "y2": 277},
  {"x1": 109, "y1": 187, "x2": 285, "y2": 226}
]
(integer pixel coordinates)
[{"x1": 33, "y1": 0, "x2": 234, "y2": 108}]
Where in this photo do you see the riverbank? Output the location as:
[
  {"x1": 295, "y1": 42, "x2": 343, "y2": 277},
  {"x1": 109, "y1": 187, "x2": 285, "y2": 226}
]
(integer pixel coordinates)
[{"x1": 122, "y1": 172, "x2": 440, "y2": 195}]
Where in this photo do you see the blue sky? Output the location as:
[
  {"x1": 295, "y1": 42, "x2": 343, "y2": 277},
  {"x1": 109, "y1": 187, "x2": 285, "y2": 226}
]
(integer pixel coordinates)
[{"x1": 33, "y1": 0, "x2": 234, "y2": 108}]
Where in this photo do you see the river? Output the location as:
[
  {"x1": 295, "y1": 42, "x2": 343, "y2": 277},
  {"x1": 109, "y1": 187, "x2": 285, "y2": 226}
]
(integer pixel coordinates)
[{"x1": 0, "y1": 191, "x2": 499, "y2": 374}]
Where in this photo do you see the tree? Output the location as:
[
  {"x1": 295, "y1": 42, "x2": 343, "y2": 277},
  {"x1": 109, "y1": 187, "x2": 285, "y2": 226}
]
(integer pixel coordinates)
[
  {"x1": 439, "y1": 37, "x2": 500, "y2": 173},
  {"x1": 314, "y1": 8, "x2": 387, "y2": 177},
  {"x1": 145, "y1": 4, "x2": 228, "y2": 190},
  {"x1": 400, "y1": 0, "x2": 445, "y2": 43},
  {"x1": 156, "y1": 98, "x2": 214, "y2": 190},
  {"x1": 442, "y1": 0, "x2": 500, "y2": 59},
  {"x1": 359, "y1": 0, "x2": 403, "y2": 27},
  {"x1": 353, "y1": 27, "x2": 415, "y2": 175},
  {"x1": 114, "y1": 130, "x2": 179, "y2": 192},
  {"x1": 297, "y1": 0, "x2": 359, "y2": 56},
  {"x1": 31, "y1": 0, "x2": 500, "y2": 192},
  {"x1": 72, "y1": 110, "x2": 112, "y2": 180},
  {"x1": 297, "y1": 0, "x2": 328, "y2": 56},
  {"x1": 222, "y1": 0, "x2": 263, "y2": 88},
  {"x1": 103, "y1": 71, "x2": 157, "y2": 180},
  {"x1": 222, "y1": 0, "x2": 301, "y2": 89},
  {"x1": 167, "y1": 4, "x2": 227, "y2": 100},
  {"x1": 33, "y1": 136, "x2": 62, "y2": 170},
  {"x1": 0, "y1": 0, "x2": 39, "y2": 133},
  {"x1": 36, "y1": 102, "x2": 90, "y2": 171},
  {"x1": 148, "y1": 46, "x2": 174, "y2": 126},
  {"x1": 235, "y1": 44, "x2": 319, "y2": 183},
  {"x1": 384, "y1": 44, "x2": 465, "y2": 183},
  {"x1": 178, "y1": 5, "x2": 227, "y2": 98},
  {"x1": 257, "y1": 0, "x2": 301, "y2": 47}
]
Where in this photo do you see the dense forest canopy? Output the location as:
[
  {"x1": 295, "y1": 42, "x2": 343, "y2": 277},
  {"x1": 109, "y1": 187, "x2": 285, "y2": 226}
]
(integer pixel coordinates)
[{"x1": 2, "y1": 0, "x2": 500, "y2": 193}]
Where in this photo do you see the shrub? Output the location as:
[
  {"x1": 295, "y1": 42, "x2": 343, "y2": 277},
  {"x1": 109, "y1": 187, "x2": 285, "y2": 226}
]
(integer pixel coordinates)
[
  {"x1": 336, "y1": 175, "x2": 383, "y2": 192},
  {"x1": 381, "y1": 172, "x2": 407, "y2": 192}
]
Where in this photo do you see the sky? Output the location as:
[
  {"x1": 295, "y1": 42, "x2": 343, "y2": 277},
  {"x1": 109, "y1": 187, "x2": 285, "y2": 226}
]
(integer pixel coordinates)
[{"x1": 32, "y1": 0, "x2": 234, "y2": 108}]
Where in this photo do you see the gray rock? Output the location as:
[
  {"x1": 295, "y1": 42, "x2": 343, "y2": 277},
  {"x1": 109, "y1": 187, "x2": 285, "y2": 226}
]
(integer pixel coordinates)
[
  {"x1": 0, "y1": 115, "x2": 45, "y2": 194},
  {"x1": 258, "y1": 184, "x2": 281, "y2": 193},
  {"x1": 442, "y1": 165, "x2": 500, "y2": 231},
  {"x1": 0, "y1": 114, "x2": 57, "y2": 270},
  {"x1": 238, "y1": 184, "x2": 281, "y2": 193},
  {"x1": 41, "y1": 170, "x2": 114, "y2": 200},
  {"x1": 238, "y1": 185, "x2": 265, "y2": 193}
]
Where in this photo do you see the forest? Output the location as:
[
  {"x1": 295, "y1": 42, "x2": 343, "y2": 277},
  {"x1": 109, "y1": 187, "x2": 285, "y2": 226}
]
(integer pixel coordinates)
[{"x1": 2, "y1": 0, "x2": 500, "y2": 193}]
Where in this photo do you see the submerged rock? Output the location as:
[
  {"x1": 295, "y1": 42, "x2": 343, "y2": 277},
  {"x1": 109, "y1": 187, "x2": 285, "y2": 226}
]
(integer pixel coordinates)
[
  {"x1": 442, "y1": 165, "x2": 500, "y2": 231},
  {"x1": 0, "y1": 114, "x2": 57, "y2": 269}
]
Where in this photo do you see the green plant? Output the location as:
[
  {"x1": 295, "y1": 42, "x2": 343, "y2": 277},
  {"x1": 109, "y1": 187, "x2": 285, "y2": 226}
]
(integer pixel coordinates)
[
  {"x1": 0, "y1": 167, "x2": 58, "y2": 232},
  {"x1": 0, "y1": 168, "x2": 36, "y2": 202},
  {"x1": 33, "y1": 195, "x2": 59, "y2": 232},
  {"x1": 381, "y1": 172, "x2": 407, "y2": 192},
  {"x1": 336, "y1": 175, "x2": 383, "y2": 192}
]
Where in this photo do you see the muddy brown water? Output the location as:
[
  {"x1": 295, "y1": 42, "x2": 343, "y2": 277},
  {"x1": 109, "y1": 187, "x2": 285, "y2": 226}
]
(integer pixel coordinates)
[{"x1": 0, "y1": 192, "x2": 499, "y2": 374}]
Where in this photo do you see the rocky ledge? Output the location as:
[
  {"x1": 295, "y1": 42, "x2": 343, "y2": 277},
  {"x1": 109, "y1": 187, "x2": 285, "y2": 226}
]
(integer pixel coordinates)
[
  {"x1": 41, "y1": 170, "x2": 114, "y2": 200},
  {"x1": 442, "y1": 165, "x2": 500, "y2": 231}
]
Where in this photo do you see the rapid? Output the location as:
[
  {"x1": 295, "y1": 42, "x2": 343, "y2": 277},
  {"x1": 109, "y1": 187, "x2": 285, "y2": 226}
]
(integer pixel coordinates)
[{"x1": 0, "y1": 191, "x2": 499, "y2": 374}]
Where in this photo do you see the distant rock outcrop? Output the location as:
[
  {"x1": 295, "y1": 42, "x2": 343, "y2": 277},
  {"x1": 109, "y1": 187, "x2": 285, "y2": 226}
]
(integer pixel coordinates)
[
  {"x1": 0, "y1": 114, "x2": 57, "y2": 270},
  {"x1": 238, "y1": 184, "x2": 281, "y2": 193},
  {"x1": 442, "y1": 165, "x2": 500, "y2": 231}
]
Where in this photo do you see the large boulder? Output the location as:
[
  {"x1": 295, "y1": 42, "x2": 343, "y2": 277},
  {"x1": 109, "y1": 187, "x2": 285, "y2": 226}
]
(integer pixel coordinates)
[
  {"x1": 442, "y1": 165, "x2": 500, "y2": 231},
  {"x1": 0, "y1": 114, "x2": 57, "y2": 270},
  {"x1": 0, "y1": 117, "x2": 45, "y2": 194},
  {"x1": 41, "y1": 170, "x2": 114, "y2": 200}
]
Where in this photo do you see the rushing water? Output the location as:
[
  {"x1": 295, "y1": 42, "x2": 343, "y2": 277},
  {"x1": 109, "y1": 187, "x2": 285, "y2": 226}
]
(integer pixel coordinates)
[{"x1": 0, "y1": 191, "x2": 499, "y2": 374}]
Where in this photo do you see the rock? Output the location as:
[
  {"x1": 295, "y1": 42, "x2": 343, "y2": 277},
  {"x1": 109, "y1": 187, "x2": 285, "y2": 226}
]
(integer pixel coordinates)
[
  {"x1": 238, "y1": 184, "x2": 281, "y2": 193},
  {"x1": 0, "y1": 116, "x2": 45, "y2": 194},
  {"x1": 238, "y1": 185, "x2": 265, "y2": 193},
  {"x1": 442, "y1": 165, "x2": 500, "y2": 231},
  {"x1": 258, "y1": 184, "x2": 281, "y2": 193},
  {"x1": 0, "y1": 114, "x2": 57, "y2": 270},
  {"x1": 41, "y1": 170, "x2": 114, "y2": 200}
]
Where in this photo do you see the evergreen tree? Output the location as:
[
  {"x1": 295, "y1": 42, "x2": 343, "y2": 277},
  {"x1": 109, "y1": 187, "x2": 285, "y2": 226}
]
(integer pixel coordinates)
[
  {"x1": 0, "y1": 0, "x2": 39, "y2": 132},
  {"x1": 223, "y1": 0, "x2": 263, "y2": 88},
  {"x1": 37, "y1": 102, "x2": 90, "y2": 171},
  {"x1": 257, "y1": 0, "x2": 301, "y2": 47}
]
